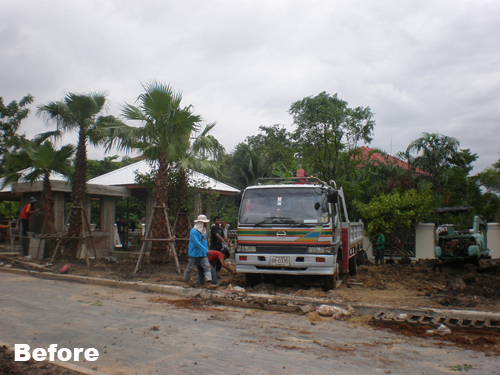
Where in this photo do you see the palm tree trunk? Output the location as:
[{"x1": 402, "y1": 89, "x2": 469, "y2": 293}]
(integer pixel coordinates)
[
  {"x1": 175, "y1": 167, "x2": 190, "y2": 260},
  {"x1": 66, "y1": 126, "x2": 87, "y2": 258},
  {"x1": 42, "y1": 172, "x2": 56, "y2": 235},
  {"x1": 42, "y1": 171, "x2": 57, "y2": 254},
  {"x1": 151, "y1": 153, "x2": 169, "y2": 263}
]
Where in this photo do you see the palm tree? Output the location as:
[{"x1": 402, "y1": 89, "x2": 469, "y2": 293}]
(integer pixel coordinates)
[
  {"x1": 3, "y1": 141, "x2": 75, "y2": 237},
  {"x1": 37, "y1": 93, "x2": 113, "y2": 257},
  {"x1": 406, "y1": 132, "x2": 464, "y2": 207},
  {"x1": 107, "y1": 82, "x2": 207, "y2": 262},
  {"x1": 172, "y1": 123, "x2": 225, "y2": 258},
  {"x1": 228, "y1": 142, "x2": 272, "y2": 189}
]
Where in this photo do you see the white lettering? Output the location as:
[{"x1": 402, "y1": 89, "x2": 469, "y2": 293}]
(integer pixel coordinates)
[
  {"x1": 47, "y1": 344, "x2": 58, "y2": 361},
  {"x1": 84, "y1": 348, "x2": 99, "y2": 361},
  {"x1": 13, "y1": 344, "x2": 99, "y2": 362},
  {"x1": 15, "y1": 344, "x2": 31, "y2": 361},
  {"x1": 73, "y1": 347, "x2": 84, "y2": 361},
  {"x1": 57, "y1": 348, "x2": 72, "y2": 362},
  {"x1": 32, "y1": 348, "x2": 47, "y2": 361}
]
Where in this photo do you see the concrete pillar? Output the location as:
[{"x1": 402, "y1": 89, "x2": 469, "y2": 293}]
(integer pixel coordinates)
[
  {"x1": 487, "y1": 223, "x2": 500, "y2": 259},
  {"x1": 53, "y1": 192, "x2": 66, "y2": 232},
  {"x1": 194, "y1": 193, "x2": 202, "y2": 218},
  {"x1": 415, "y1": 223, "x2": 435, "y2": 260},
  {"x1": 363, "y1": 234, "x2": 374, "y2": 258},
  {"x1": 145, "y1": 194, "x2": 154, "y2": 229}
]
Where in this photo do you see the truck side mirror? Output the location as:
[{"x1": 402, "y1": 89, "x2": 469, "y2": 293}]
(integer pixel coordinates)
[
  {"x1": 326, "y1": 189, "x2": 338, "y2": 203},
  {"x1": 234, "y1": 192, "x2": 242, "y2": 207}
]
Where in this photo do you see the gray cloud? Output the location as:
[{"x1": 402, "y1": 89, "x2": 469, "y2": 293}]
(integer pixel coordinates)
[{"x1": 2, "y1": 0, "x2": 499, "y2": 172}]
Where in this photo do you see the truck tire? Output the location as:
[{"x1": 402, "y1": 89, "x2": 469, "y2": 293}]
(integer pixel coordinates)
[
  {"x1": 323, "y1": 272, "x2": 338, "y2": 291},
  {"x1": 245, "y1": 273, "x2": 261, "y2": 287},
  {"x1": 349, "y1": 254, "x2": 358, "y2": 276}
]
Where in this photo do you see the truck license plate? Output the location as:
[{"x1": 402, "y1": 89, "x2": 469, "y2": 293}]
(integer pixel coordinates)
[{"x1": 270, "y1": 256, "x2": 290, "y2": 267}]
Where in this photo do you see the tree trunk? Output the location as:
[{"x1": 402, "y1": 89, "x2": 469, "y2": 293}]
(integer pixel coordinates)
[
  {"x1": 42, "y1": 172, "x2": 57, "y2": 253},
  {"x1": 150, "y1": 154, "x2": 169, "y2": 263},
  {"x1": 175, "y1": 168, "x2": 190, "y2": 260},
  {"x1": 65, "y1": 126, "x2": 87, "y2": 258},
  {"x1": 42, "y1": 172, "x2": 56, "y2": 235}
]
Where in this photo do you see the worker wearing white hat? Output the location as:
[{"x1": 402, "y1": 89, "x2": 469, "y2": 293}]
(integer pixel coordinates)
[{"x1": 183, "y1": 215, "x2": 215, "y2": 289}]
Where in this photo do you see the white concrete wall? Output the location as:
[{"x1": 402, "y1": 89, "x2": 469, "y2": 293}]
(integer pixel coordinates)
[
  {"x1": 415, "y1": 223, "x2": 435, "y2": 260},
  {"x1": 488, "y1": 223, "x2": 500, "y2": 259},
  {"x1": 363, "y1": 234, "x2": 374, "y2": 258}
]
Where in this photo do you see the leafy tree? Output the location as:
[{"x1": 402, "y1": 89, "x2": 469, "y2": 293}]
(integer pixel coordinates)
[
  {"x1": 354, "y1": 189, "x2": 433, "y2": 255},
  {"x1": 0, "y1": 201, "x2": 20, "y2": 220},
  {"x1": 221, "y1": 125, "x2": 295, "y2": 189},
  {"x1": 289, "y1": 91, "x2": 374, "y2": 183},
  {"x1": 477, "y1": 157, "x2": 500, "y2": 194},
  {"x1": 0, "y1": 94, "x2": 34, "y2": 175},
  {"x1": 37, "y1": 92, "x2": 117, "y2": 258},
  {"x1": 472, "y1": 156, "x2": 500, "y2": 221},
  {"x1": 224, "y1": 142, "x2": 272, "y2": 189},
  {"x1": 3, "y1": 141, "x2": 75, "y2": 236},
  {"x1": 247, "y1": 125, "x2": 296, "y2": 169}
]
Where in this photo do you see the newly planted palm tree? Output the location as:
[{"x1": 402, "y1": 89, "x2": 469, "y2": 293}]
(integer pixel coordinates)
[
  {"x1": 37, "y1": 93, "x2": 113, "y2": 257},
  {"x1": 107, "y1": 82, "x2": 206, "y2": 262},
  {"x1": 172, "y1": 122, "x2": 225, "y2": 257},
  {"x1": 3, "y1": 141, "x2": 75, "y2": 237}
]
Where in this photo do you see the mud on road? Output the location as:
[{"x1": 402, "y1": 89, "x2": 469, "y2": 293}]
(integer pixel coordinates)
[{"x1": 43, "y1": 257, "x2": 500, "y2": 312}]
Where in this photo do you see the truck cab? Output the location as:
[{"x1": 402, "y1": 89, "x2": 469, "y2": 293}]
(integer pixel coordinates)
[{"x1": 234, "y1": 172, "x2": 363, "y2": 290}]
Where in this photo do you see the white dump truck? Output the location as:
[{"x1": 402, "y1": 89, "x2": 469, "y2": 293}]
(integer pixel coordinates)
[{"x1": 234, "y1": 170, "x2": 364, "y2": 290}]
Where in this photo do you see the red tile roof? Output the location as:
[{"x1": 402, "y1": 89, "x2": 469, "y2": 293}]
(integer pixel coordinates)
[{"x1": 356, "y1": 146, "x2": 431, "y2": 176}]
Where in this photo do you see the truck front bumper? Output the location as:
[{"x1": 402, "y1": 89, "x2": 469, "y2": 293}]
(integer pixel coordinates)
[{"x1": 235, "y1": 253, "x2": 335, "y2": 275}]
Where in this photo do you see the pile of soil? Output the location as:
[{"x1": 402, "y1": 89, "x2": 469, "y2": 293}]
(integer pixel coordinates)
[
  {"x1": 0, "y1": 346, "x2": 85, "y2": 375},
  {"x1": 351, "y1": 259, "x2": 500, "y2": 309}
]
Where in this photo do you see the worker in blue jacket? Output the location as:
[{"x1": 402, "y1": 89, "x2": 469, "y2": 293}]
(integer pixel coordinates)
[{"x1": 183, "y1": 215, "x2": 215, "y2": 289}]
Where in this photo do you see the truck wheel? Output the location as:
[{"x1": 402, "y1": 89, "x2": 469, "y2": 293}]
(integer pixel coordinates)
[
  {"x1": 349, "y1": 254, "x2": 358, "y2": 276},
  {"x1": 245, "y1": 273, "x2": 261, "y2": 287},
  {"x1": 323, "y1": 272, "x2": 338, "y2": 291}
]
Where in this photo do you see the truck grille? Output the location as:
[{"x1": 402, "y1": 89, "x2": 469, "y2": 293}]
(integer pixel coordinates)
[{"x1": 256, "y1": 246, "x2": 308, "y2": 254}]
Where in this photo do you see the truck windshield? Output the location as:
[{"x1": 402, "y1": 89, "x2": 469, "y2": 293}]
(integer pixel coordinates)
[{"x1": 239, "y1": 187, "x2": 329, "y2": 226}]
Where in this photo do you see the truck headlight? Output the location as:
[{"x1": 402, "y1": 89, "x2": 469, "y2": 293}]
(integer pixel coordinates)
[
  {"x1": 308, "y1": 246, "x2": 331, "y2": 254},
  {"x1": 239, "y1": 245, "x2": 257, "y2": 252}
]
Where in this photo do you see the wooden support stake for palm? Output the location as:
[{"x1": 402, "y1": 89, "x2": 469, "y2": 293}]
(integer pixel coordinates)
[
  {"x1": 50, "y1": 206, "x2": 73, "y2": 263},
  {"x1": 164, "y1": 205, "x2": 180, "y2": 273},
  {"x1": 173, "y1": 210, "x2": 192, "y2": 258},
  {"x1": 49, "y1": 206, "x2": 97, "y2": 264},
  {"x1": 134, "y1": 204, "x2": 180, "y2": 274}
]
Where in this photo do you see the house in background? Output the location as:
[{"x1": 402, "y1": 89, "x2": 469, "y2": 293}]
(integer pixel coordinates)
[
  {"x1": 356, "y1": 146, "x2": 431, "y2": 176},
  {"x1": 1, "y1": 161, "x2": 238, "y2": 257},
  {"x1": 0, "y1": 170, "x2": 129, "y2": 257}
]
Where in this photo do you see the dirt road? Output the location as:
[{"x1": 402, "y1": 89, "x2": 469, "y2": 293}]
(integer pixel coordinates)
[{"x1": 1, "y1": 273, "x2": 499, "y2": 374}]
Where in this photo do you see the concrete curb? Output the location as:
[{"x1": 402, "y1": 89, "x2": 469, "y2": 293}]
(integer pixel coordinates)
[
  {"x1": 0, "y1": 341, "x2": 110, "y2": 375},
  {"x1": 2, "y1": 267, "x2": 500, "y2": 320}
]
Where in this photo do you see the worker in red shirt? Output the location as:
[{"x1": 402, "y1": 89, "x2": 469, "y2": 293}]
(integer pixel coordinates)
[
  {"x1": 197, "y1": 249, "x2": 235, "y2": 287},
  {"x1": 20, "y1": 197, "x2": 38, "y2": 255}
]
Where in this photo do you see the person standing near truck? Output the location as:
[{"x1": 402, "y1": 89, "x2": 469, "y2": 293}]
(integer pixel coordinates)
[
  {"x1": 221, "y1": 221, "x2": 230, "y2": 258},
  {"x1": 184, "y1": 215, "x2": 215, "y2": 289},
  {"x1": 375, "y1": 231, "x2": 385, "y2": 266},
  {"x1": 210, "y1": 216, "x2": 228, "y2": 252}
]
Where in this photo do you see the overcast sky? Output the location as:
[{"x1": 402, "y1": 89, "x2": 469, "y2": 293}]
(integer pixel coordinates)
[{"x1": 2, "y1": 0, "x2": 499, "y2": 173}]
